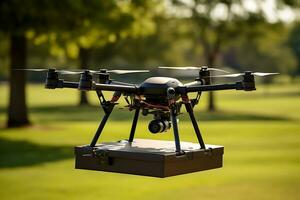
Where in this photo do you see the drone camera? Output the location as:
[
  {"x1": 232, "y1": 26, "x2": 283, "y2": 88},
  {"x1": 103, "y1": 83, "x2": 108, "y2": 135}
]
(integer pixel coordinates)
[
  {"x1": 148, "y1": 119, "x2": 171, "y2": 134},
  {"x1": 148, "y1": 112, "x2": 171, "y2": 134},
  {"x1": 167, "y1": 87, "x2": 176, "y2": 99}
]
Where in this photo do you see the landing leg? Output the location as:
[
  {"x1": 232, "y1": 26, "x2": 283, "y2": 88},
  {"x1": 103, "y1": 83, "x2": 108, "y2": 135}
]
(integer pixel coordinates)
[
  {"x1": 90, "y1": 104, "x2": 115, "y2": 147},
  {"x1": 170, "y1": 107, "x2": 182, "y2": 154},
  {"x1": 128, "y1": 107, "x2": 140, "y2": 142},
  {"x1": 185, "y1": 103, "x2": 206, "y2": 149}
]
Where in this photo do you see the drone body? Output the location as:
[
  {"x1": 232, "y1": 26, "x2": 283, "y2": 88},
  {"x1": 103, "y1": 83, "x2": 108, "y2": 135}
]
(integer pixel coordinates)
[
  {"x1": 140, "y1": 77, "x2": 183, "y2": 95},
  {"x1": 19, "y1": 66, "x2": 277, "y2": 177}
]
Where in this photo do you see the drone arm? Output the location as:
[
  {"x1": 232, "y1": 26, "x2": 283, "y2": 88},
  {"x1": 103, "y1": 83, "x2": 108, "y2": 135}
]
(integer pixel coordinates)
[
  {"x1": 45, "y1": 79, "x2": 79, "y2": 89},
  {"x1": 180, "y1": 82, "x2": 245, "y2": 93},
  {"x1": 110, "y1": 80, "x2": 135, "y2": 86},
  {"x1": 93, "y1": 83, "x2": 138, "y2": 93},
  {"x1": 62, "y1": 81, "x2": 79, "y2": 89},
  {"x1": 46, "y1": 79, "x2": 138, "y2": 93}
]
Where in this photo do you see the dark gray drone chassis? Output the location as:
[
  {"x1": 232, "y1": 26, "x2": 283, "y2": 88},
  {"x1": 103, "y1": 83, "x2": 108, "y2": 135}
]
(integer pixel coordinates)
[{"x1": 44, "y1": 68, "x2": 256, "y2": 177}]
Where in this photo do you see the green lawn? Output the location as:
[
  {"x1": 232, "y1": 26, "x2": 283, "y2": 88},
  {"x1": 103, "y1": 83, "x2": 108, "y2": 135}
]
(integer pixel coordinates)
[{"x1": 0, "y1": 82, "x2": 300, "y2": 200}]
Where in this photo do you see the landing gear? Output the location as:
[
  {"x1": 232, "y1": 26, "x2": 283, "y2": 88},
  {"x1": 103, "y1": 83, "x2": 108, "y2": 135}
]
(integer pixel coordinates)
[{"x1": 89, "y1": 91, "x2": 206, "y2": 154}]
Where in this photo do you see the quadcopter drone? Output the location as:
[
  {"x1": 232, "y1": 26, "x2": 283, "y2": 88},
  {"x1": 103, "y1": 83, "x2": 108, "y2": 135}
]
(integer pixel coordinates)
[{"x1": 19, "y1": 66, "x2": 278, "y2": 155}]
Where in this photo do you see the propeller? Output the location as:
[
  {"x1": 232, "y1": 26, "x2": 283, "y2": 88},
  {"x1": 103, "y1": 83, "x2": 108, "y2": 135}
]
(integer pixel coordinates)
[
  {"x1": 14, "y1": 68, "x2": 51, "y2": 72},
  {"x1": 158, "y1": 66, "x2": 229, "y2": 73},
  {"x1": 14, "y1": 68, "x2": 149, "y2": 75},
  {"x1": 212, "y1": 72, "x2": 279, "y2": 78},
  {"x1": 14, "y1": 68, "x2": 82, "y2": 75},
  {"x1": 90, "y1": 69, "x2": 150, "y2": 75}
]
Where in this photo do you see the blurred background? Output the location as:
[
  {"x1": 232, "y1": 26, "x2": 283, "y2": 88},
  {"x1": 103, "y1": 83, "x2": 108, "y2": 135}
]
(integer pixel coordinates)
[{"x1": 0, "y1": 0, "x2": 300, "y2": 199}]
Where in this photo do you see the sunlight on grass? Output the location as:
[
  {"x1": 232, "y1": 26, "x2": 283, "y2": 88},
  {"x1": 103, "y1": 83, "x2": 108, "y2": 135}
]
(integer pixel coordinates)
[{"x1": 0, "y1": 83, "x2": 300, "y2": 200}]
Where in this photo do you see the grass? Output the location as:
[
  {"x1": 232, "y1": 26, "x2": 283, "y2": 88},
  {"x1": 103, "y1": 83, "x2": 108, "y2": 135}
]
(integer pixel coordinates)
[{"x1": 0, "y1": 82, "x2": 300, "y2": 200}]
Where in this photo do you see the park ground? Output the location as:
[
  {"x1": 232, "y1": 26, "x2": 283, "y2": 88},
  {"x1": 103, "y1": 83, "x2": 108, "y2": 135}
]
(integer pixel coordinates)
[{"x1": 0, "y1": 81, "x2": 300, "y2": 200}]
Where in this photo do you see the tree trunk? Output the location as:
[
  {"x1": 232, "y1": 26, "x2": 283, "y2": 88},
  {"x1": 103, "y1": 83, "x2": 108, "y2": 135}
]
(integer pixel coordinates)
[
  {"x1": 7, "y1": 34, "x2": 30, "y2": 127},
  {"x1": 78, "y1": 47, "x2": 91, "y2": 106},
  {"x1": 207, "y1": 54, "x2": 216, "y2": 112}
]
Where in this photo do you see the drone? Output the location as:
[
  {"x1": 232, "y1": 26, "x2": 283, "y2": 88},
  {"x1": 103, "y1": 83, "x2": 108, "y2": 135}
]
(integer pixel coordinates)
[
  {"x1": 19, "y1": 66, "x2": 278, "y2": 155},
  {"x1": 19, "y1": 66, "x2": 278, "y2": 177}
]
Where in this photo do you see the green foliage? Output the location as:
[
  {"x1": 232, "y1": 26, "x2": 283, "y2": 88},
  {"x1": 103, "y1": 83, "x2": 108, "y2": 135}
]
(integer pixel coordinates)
[
  {"x1": 170, "y1": 0, "x2": 300, "y2": 66},
  {"x1": 288, "y1": 22, "x2": 300, "y2": 75},
  {"x1": 0, "y1": 0, "x2": 160, "y2": 59},
  {"x1": 0, "y1": 33, "x2": 9, "y2": 78},
  {"x1": 47, "y1": 0, "x2": 161, "y2": 59},
  {"x1": 92, "y1": 17, "x2": 204, "y2": 67},
  {"x1": 222, "y1": 23, "x2": 297, "y2": 75},
  {"x1": 0, "y1": 0, "x2": 299, "y2": 76},
  {"x1": 0, "y1": 0, "x2": 93, "y2": 34}
]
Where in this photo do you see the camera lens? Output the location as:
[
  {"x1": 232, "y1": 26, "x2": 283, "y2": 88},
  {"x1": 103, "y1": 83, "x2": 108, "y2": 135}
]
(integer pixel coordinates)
[{"x1": 148, "y1": 119, "x2": 171, "y2": 134}]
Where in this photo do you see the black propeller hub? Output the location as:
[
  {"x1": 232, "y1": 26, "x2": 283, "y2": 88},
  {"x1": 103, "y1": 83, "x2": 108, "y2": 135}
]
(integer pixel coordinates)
[
  {"x1": 79, "y1": 70, "x2": 93, "y2": 90},
  {"x1": 199, "y1": 67, "x2": 211, "y2": 85},
  {"x1": 45, "y1": 69, "x2": 59, "y2": 89},
  {"x1": 99, "y1": 69, "x2": 107, "y2": 73},
  {"x1": 98, "y1": 69, "x2": 110, "y2": 84},
  {"x1": 244, "y1": 71, "x2": 253, "y2": 75},
  {"x1": 242, "y1": 71, "x2": 256, "y2": 91}
]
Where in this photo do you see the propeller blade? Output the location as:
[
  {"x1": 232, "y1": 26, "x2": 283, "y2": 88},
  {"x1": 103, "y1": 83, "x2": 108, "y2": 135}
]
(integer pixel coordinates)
[
  {"x1": 158, "y1": 66, "x2": 199, "y2": 70},
  {"x1": 158, "y1": 66, "x2": 229, "y2": 73},
  {"x1": 14, "y1": 68, "x2": 49, "y2": 72},
  {"x1": 212, "y1": 72, "x2": 279, "y2": 78},
  {"x1": 212, "y1": 73, "x2": 243, "y2": 78},
  {"x1": 14, "y1": 68, "x2": 82, "y2": 75},
  {"x1": 85, "y1": 69, "x2": 149, "y2": 75},
  {"x1": 58, "y1": 70, "x2": 83, "y2": 75},
  {"x1": 184, "y1": 81, "x2": 201, "y2": 86},
  {"x1": 252, "y1": 72, "x2": 279, "y2": 76},
  {"x1": 107, "y1": 69, "x2": 150, "y2": 74},
  {"x1": 207, "y1": 68, "x2": 229, "y2": 73},
  {"x1": 14, "y1": 68, "x2": 148, "y2": 75},
  {"x1": 110, "y1": 80, "x2": 135, "y2": 86}
]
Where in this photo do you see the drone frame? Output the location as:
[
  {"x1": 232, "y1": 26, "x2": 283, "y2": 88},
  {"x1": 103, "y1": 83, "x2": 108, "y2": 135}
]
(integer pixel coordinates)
[{"x1": 43, "y1": 68, "x2": 256, "y2": 154}]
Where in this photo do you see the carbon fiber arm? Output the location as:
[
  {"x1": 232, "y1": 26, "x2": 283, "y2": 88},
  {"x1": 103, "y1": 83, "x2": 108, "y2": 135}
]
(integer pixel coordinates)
[
  {"x1": 93, "y1": 83, "x2": 138, "y2": 93},
  {"x1": 45, "y1": 79, "x2": 78, "y2": 89},
  {"x1": 45, "y1": 79, "x2": 137, "y2": 93},
  {"x1": 177, "y1": 82, "x2": 245, "y2": 94}
]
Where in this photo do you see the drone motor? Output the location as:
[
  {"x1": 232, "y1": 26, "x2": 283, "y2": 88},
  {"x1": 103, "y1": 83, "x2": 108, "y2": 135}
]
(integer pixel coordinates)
[
  {"x1": 45, "y1": 69, "x2": 63, "y2": 89},
  {"x1": 78, "y1": 71, "x2": 93, "y2": 90}
]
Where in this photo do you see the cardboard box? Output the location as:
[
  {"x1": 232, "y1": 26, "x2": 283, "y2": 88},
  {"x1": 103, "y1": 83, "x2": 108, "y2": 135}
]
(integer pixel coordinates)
[{"x1": 75, "y1": 139, "x2": 224, "y2": 177}]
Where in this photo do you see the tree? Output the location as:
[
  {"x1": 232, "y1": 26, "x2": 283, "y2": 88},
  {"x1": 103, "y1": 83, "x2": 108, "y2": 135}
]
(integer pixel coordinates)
[
  {"x1": 0, "y1": 0, "x2": 117, "y2": 127},
  {"x1": 288, "y1": 22, "x2": 300, "y2": 77},
  {"x1": 0, "y1": 0, "x2": 60, "y2": 127},
  {"x1": 171, "y1": 0, "x2": 300, "y2": 111},
  {"x1": 223, "y1": 23, "x2": 296, "y2": 79},
  {"x1": 57, "y1": 1, "x2": 159, "y2": 105}
]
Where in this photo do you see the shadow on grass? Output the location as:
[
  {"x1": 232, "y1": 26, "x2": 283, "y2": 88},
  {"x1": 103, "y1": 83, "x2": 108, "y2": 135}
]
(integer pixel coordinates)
[
  {"x1": 0, "y1": 105, "x2": 290, "y2": 123},
  {"x1": 0, "y1": 138, "x2": 73, "y2": 168}
]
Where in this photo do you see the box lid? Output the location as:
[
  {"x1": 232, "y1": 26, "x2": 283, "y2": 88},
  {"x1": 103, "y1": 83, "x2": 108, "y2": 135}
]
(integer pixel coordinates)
[{"x1": 75, "y1": 139, "x2": 223, "y2": 162}]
